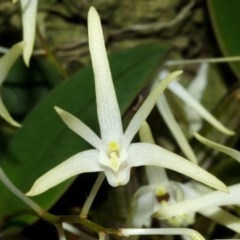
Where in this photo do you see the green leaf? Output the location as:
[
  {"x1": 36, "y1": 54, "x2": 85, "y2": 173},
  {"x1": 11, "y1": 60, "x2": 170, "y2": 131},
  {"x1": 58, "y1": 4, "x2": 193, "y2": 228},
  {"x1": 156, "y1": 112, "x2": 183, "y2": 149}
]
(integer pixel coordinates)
[
  {"x1": 208, "y1": 1, "x2": 240, "y2": 79},
  {"x1": 0, "y1": 43, "x2": 169, "y2": 232},
  {"x1": 2, "y1": 56, "x2": 62, "y2": 118}
]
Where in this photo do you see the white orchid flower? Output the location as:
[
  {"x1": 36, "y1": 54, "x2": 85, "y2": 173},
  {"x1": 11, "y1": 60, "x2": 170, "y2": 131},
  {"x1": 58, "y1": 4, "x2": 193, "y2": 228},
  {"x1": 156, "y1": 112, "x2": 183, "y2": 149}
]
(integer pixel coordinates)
[
  {"x1": 156, "y1": 182, "x2": 240, "y2": 234},
  {"x1": 128, "y1": 122, "x2": 196, "y2": 228},
  {"x1": 166, "y1": 73, "x2": 234, "y2": 135},
  {"x1": 128, "y1": 177, "x2": 196, "y2": 228},
  {"x1": 13, "y1": 0, "x2": 38, "y2": 66},
  {"x1": 129, "y1": 179, "x2": 240, "y2": 235},
  {"x1": 0, "y1": 42, "x2": 23, "y2": 127},
  {"x1": 26, "y1": 7, "x2": 227, "y2": 196},
  {"x1": 128, "y1": 123, "x2": 240, "y2": 234},
  {"x1": 155, "y1": 68, "x2": 234, "y2": 163}
]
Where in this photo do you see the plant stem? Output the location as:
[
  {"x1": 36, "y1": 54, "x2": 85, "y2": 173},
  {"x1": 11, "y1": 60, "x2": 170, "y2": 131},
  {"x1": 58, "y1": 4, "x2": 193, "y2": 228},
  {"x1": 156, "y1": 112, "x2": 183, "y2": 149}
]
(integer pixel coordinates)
[
  {"x1": 0, "y1": 167, "x2": 44, "y2": 216},
  {"x1": 80, "y1": 173, "x2": 105, "y2": 218}
]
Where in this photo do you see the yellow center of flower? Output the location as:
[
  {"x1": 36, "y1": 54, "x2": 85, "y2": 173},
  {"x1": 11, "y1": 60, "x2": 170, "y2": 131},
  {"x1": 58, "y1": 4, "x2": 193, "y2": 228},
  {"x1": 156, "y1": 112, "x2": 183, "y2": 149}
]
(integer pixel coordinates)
[
  {"x1": 155, "y1": 186, "x2": 170, "y2": 203},
  {"x1": 107, "y1": 141, "x2": 121, "y2": 171},
  {"x1": 108, "y1": 141, "x2": 120, "y2": 154}
]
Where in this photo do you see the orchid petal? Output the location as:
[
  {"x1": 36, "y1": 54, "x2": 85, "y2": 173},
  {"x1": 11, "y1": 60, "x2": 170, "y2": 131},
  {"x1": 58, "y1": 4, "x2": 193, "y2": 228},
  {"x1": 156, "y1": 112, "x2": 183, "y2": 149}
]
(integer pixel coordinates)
[
  {"x1": 124, "y1": 70, "x2": 182, "y2": 147},
  {"x1": 0, "y1": 42, "x2": 24, "y2": 85},
  {"x1": 54, "y1": 106, "x2": 102, "y2": 150},
  {"x1": 184, "y1": 63, "x2": 208, "y2": 133},
  {"x1": 139, "y1": 121, "x2": 155, "y2": 144},
  {"x1": 200, "y1": 207, "x2": 240, "y2": 234},
  {"x1": 156, "y1": 183, "x2": 240, "y2": 218},
  {"x1": 145, "y1": 165, "x2": 169, "y2": 186},
  {"x1": 0, "y1": 42, "x2": 23, "y2": 127},
  {"x1": 0, "y1": 97, "x2": 21, "y2": 127},
  {"x1": 20, "y1": 0, "x2": 38, "y2": 66},
  {"x1": 26, "y1": 149, "x2": 101, "y2": 196},
  {"x1": 139, "y1": 122, "x2": 169, "y2": 184},
  {"x1": 182, "y1": 182, "x2": 240, "y2": 234},
  {"x1": 156, "y1": 93, "x2": 197, "y2": 163},
  {"x1": 128, "y1": 143, "x2": 227, "y2": 192},
  {"x1": 127, "y1": 185, "x2": 156, "y2": 227},
  {"x1": 168, "y1": 81, "x2": 234, "y2": 135},
  {"x1": 187, "y1": 64, "x2": 208, "y2": 102},
  {"x1": 120, "y1": 228, "x2": 205, "y2": 240},
  {"x1": 88, "y1": 7, "x2": 123, "y2": 144},
  {"x1": 194, "y1": 132, "x2": 240, "y2": 163}
]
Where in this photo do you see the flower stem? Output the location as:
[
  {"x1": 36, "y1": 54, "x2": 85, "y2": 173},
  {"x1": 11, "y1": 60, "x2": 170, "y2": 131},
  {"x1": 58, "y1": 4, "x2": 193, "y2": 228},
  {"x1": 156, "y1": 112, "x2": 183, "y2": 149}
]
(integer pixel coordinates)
[
  {"x1": 55, "y1": 223, "x2": 67, "y2": 240},
  {"x1": 80, "y1": 173, "x2": 105, "y2": 218},
  {"x1": 166, "y1": 56, "x2": 240, "y2": 66},
  {"x1": 0, "y1": 167, "x2": 44, "y2": 216}
]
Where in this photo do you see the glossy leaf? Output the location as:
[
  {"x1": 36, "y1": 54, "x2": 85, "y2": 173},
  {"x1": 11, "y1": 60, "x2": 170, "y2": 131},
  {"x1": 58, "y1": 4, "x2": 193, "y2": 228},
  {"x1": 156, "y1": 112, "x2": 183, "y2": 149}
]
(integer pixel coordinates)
[
  {"x1": 2, "y1": 56, "x2": 61, "y2": 118},
  {"x1": 208, "y1": 1, "x2": 240, "y2": 79}
]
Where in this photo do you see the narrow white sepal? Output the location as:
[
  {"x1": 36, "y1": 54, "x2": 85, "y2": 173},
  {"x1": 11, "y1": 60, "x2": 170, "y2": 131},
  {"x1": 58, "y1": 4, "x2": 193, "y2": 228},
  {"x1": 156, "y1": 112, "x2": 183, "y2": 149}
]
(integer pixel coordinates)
[
  {"x1": 20, "y1": 0, "x2": 38, "y2": 66},
  {"x1": 200, "y1": 207, "x2": 240, "y2": 234},
  {"x1": 0, "y1": 42, "x2": 24, "y2": 85},
  {"x1": 139, "y1": 122, "x2": 169, "y2": 184},
  {"x1": 26, "y1": 149, "x2": 101, "y2": 196},
  {"x1": 128, "y1": 143, "x2": 228, "y2": 192},
  {"x1": 157, "y1": 183, "x2": 240, "y2": 218},
  {"x1": 88, "y1": 7, "x2": 123, "y2": 143},
  {"x1": 156, "y1": 93, "x2": 198, "y2": 163},
  {"x1": 168, "y1": 81, "x2": 234, "y2": 135},
  {"x1": 187, "y1": 63, "x2": 208, "y2": 101},
  {"x1": 145, "y1": 165, "x2": 168, "y2": 185},
  {"x1": 183, "y1": 182, "x2": 240, "y2": 234},
  {"x1": 124, "y1": 70, "x2": 182, "y2": 147},
  {"x1": 119, "y1": 228, "x2": 205, "y2": 240},
  {"x1": 139, "y1": 121, "x2": 155, "y2": 144},
  {"x1": 54, "y1": 106, "x2": 102, "y2": 150},
  {"x1": 0, "y1": 98, "x2": 21, "y2": 127},
  {"x1": 184, "y1": 63, "x2": 208, "y2": 132},
  {"x1": 194, "y1": 132, "x2": 240, "y2": 163},
  {"x1": 0, "y1": 42, "x2": 23, "y2": 127}
]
